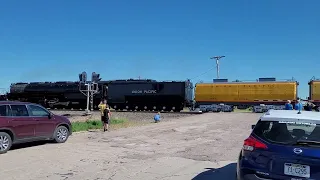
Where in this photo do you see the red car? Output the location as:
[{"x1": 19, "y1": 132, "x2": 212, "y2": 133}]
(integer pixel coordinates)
[{"x1": 0, "y1": 101, "x2": 72, "y2": 154}]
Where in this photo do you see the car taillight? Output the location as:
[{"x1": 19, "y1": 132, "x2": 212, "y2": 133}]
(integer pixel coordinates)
[{"x1": 243, "y1": 136, "x2": 267, "y2": 151}]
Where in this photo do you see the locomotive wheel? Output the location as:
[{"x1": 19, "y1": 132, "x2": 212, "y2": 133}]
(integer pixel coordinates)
[
  {"x1": 136, "y1": 106, "x2": 143, "y2": 111},
  {"x1": 166, "y1": 106, "x2": 172, "y2": 112},
  {"x1": 155, "y1": 106, "x2": 162, "y2": 112},
  {"x1": 152, "y1": 106, "x2": 157, "y2": 111}
]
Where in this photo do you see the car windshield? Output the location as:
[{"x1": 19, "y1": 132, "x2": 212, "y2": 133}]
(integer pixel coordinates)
[{"x1": 253, "y1": 120, "x2": 320, "y2": 145}]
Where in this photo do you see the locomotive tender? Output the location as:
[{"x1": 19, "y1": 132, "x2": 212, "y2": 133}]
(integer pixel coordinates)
[{"x1": 107, "y1": 79, "x2": 193, "y2": 111}]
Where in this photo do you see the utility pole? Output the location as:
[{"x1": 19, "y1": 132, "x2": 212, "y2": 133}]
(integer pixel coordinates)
[
  {"x1": 210, "y1": 56, "x2": 225, "y2": 79},
  {"x1": 90, "y1": 85, "x2": 94, "y2": 111},
  {"x1": 78, "y1": 72, "x2": 101, "y2": 115}
]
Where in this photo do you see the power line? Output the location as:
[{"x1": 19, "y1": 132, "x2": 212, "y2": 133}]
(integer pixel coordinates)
[{"x1": 189, "y1": 66, "x2": 216, "y2": 81}]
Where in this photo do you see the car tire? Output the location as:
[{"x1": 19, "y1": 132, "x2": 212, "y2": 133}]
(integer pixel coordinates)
[
  {"x1": 0, "y1": 132, "x2": 12, "y2": 154},
  {"x1": 53, "y1": 126, "x2": 69, "y2": 143}
]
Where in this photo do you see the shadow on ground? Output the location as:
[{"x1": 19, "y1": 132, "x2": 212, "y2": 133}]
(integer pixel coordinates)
[
  {"x1": 10, "y1": 140, "x2": 51, "y2": 151},
  {"x1": 192, "y1": 163, "x2": 236, "y2": 180}
]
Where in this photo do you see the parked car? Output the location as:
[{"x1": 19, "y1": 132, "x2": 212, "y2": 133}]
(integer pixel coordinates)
[
  {"x1": 236, "y1": 109, "x2": 320, "y2": 179},
  {"x1": 0, "y1": 101, "x2": 72, "y2": 154}
]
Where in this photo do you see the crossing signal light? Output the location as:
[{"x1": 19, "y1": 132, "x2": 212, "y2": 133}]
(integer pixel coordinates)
[
  {"x1": 79, "y1": 71, "x2": 87, "y2": 83},
  {"x1": 91, "y1": 72, "x2": 101, "y2": 82}
]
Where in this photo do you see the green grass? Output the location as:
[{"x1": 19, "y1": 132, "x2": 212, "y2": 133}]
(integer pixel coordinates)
[{"x1": 71, "y1": 118, "x2": 127, "y2": 132}]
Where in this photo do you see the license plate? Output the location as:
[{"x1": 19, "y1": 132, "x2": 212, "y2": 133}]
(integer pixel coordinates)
[{"x1": 284, "y1": 163, "x2": 310, "y2": 178}]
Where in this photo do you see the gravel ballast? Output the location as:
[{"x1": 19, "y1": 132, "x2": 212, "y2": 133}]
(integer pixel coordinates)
[{"x1": 51, "y1": 110, "x2": 198, "y2": 123}]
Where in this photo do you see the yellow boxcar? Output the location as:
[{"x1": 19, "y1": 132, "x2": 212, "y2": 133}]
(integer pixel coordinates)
[
  {"x1": 195, "y1": 81, "x2": 298, "y2": 103},
  {"x1": 309, "y1": 80, "x2": 320, "y2": 100}
]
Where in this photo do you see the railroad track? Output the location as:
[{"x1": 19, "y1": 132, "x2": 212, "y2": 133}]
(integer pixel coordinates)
[{"x1": 49, "y1": 108, "x2": 203, "y2": 114}]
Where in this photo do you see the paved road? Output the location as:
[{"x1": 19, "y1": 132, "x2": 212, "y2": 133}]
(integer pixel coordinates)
[{"x1": 0, "y1": 112, "x2": 260, "y2": 180}]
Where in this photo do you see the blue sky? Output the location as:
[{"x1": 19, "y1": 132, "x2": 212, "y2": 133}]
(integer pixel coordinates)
[{"x1": 0, "y1": 0, "x2": 319, "y2": 98}]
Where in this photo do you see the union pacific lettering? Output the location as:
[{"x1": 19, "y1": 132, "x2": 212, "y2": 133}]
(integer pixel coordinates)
[{"x1": 132, "y1": 90, "x2": 157, "y2": 94}]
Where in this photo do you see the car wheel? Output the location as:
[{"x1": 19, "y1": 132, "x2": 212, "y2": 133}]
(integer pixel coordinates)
[
  {"x1": 53, "y1": 126, "x2": 69, "y2": 143},
  {"x1": 0, "y1": 132, "x2": 12, "y2": 154}
]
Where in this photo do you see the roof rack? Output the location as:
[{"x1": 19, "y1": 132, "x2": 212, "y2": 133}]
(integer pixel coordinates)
[
  {"x1": 309, "y1": 76, "x2": 320, "y2": 82},
  {"x1": 196, "y1": 77, "x2": 298, "y2": 84}
]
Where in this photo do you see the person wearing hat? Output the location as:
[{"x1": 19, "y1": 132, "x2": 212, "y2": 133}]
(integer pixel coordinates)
[{"x1": 285, "y1": 100, "x2": 293, "y2": 110}]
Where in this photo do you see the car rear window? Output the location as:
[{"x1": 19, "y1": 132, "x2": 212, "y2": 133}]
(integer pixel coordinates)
[
  {"x1": 253, "y1": 120, "x2": 320, "y2": 144},
  {"x1": 0, "y1": 105, "x2": 10, "y2": 116}
]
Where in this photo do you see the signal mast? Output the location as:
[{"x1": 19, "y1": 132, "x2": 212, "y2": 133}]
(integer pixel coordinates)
[{"x1": 78, "y1": 71, "x2": 101, "y2": 114}]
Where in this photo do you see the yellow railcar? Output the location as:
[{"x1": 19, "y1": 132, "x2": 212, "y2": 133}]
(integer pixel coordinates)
[
  {"x1": 195, "y1": 81, "x2": 298, "y2": 104},
  {"x1": 308, "y1": 80, "x2": 320, "y2": 101}
]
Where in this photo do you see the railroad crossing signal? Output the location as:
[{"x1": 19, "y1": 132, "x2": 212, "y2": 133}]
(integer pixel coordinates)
[{"x1": 78, "y1": 71, "x2": 101, "y2": 114}]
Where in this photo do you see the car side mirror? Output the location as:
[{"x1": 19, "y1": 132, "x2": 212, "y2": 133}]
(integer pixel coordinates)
[
  {"x1": 48, "y1": 113, "x2": 52, "y2": 119},
  {"x1": 251, "y1": 125, "x2": 255, "y2": 129}
]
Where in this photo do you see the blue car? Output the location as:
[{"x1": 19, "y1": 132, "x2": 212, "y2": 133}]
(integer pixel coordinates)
[{"x1": 237, "y1": 109, "x2": 320, "y2": 180}]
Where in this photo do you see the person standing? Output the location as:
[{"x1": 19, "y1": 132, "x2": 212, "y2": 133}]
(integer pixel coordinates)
[
  {"x1": 285, "y1": 100, "x2": 293, "y2": 110},
  {"x1": 98, "y1": 99, "x2": 110, "y2": 131},
  {"x1": 305, "y1": 101, "x2": 315, "y2": 111},
  {"x1": 295, "y1": 99, "x2": 303, "y2": 112}
]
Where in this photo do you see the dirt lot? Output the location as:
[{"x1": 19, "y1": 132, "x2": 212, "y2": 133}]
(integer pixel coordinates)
[{"x1": 0, "y1": 112, "x2": 260, "y2": 180}]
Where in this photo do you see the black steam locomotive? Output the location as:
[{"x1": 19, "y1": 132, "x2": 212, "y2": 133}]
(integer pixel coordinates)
[
  {"x1": 7, "y1": 81, "x2": 108, "y2": 109},
  {"x1": 6, "y1": 79, "x2": 194, "y2": 112}
]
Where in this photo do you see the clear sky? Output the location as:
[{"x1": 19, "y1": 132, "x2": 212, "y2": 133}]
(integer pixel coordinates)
[{"x1": 1, "y1": 0, "x2": 319, "y2": 98}]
